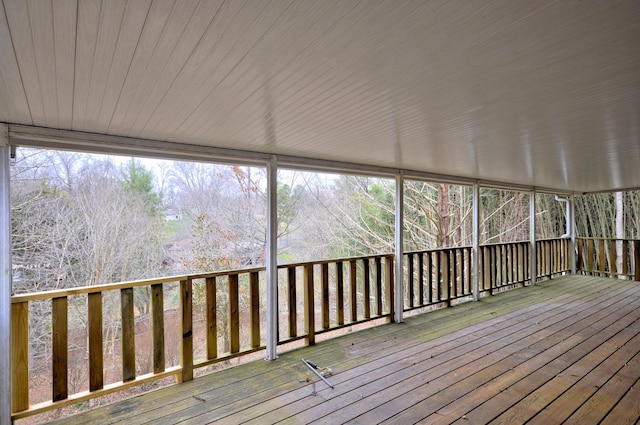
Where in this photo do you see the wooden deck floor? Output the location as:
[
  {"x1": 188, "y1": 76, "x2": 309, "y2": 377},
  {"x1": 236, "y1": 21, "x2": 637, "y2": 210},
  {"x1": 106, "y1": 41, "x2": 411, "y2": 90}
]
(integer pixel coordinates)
[{"x1": 49, "y1": 276, "x2": 640, "y2": 425}]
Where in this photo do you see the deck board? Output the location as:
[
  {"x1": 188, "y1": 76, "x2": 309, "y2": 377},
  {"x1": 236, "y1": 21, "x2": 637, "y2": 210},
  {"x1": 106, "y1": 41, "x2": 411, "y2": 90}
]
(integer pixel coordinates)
[{"x1": 46, "y1": 276, "x2": 640, "y2": 425}]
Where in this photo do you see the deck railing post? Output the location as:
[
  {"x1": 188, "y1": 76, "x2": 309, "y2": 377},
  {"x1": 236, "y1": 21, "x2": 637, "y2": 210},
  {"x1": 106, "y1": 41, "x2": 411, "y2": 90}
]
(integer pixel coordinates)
[
  {"x1": 304, "y1": 264, "x2": 315, "y2": 345},
  {"x1": 530, "y1": 191, "x2": 536, "y2": 285},
  {"x1": 1, "y1": 131, "x2": 12, "y2": 423},
  {"x1": 180, "y1": 278, "x2": 193, "y2": 382},
  {"x1": 634, "y1": 241, "x2": 640, "y2": 281},
  {"x1": 265, "y1": 155, "x2": 278, "y2": 360},
  {"x1": 472, "y1": 183, "x2": 479, "y2": 300},
  {"x1": 570, "y1": 195, "x2": 576, "y2": 275},
  {"x1": 394, "y1": 171, "x2": 404, "y2": 322}
]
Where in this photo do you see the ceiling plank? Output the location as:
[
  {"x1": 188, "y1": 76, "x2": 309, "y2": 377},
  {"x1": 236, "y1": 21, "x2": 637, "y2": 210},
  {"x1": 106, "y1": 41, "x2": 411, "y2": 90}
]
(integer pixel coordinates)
[
  {"x1": 0, "y1": 0, "x2": 31, "y2": 123},
  {"x1": 3, "y1": 0, "x2": 43, "y2": 124},
  {"x1": 52, "y1": 0, "x2": 77, "y2": 129}
]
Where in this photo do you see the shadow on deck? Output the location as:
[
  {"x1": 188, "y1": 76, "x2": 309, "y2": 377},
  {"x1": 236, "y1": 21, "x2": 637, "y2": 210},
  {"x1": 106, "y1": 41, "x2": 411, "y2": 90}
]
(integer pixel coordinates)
[{"x1": 48, "y1": 276, "x2": 640, "y2": 424}]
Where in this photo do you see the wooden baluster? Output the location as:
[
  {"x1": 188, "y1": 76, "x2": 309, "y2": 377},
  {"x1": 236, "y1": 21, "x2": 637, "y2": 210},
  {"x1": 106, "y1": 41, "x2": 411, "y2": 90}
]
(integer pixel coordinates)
[
  {"x1": 418, "y1": 253, "x2": 424, "y2": 306},
  {"x1": 321, "y1": 263, "x2": 330, "y2": 330},
  {"x1": 441, "y1": 250, "x2": 450, "y2": 305},
  {"x1": 206, "y1": 277, "x2": 217, "y2": 359},
  {"x1": 304, "y1": 264, "x2": 315, "y2": 345},
  {"x1": 576, "y1": 239, "x2": 584, "y2": 274},
  {"x1": 450, "y1": 250, "x2": 457, "y2": 299},
  {"x1": 435, "y1": 251, "x2": 442, "y2": 301},
  {"x1": 121, "y1": 288, "x2": 135, "y2": 381},
  {"x1": 250, "y1": 271, "x2": 260, "y2": 348},
  {"x1": 497, "y1": 244, "x2": 502, "y2": 285},
  {"x1": 536, "y1": 241, "x2": 541, "y2": 278},
  {"x1": 550, "y1": 240, "x2": 555, "y2": 274},
  {"x1": 546, "y1": 241, "x2": 552, "y2": 277},
  {"x1": 587, "y1": 239, "x2": 595, "y2": 272},
  {"x1": 480, "y1": 246, "x2": 486, "y2": 292},
  {"x1": 375, "y1": 257, "x2": 382, "y2": 316},
  {"x1": 609, "y1": 239, "x2": 617, "y2": 277},
  {"x1": 508, "y1": 243, "x2": 512, "y2": 283},
  {"x1": 458, "y1": 249, "x2": 464, "y2": 295},
  {"x1": 426, "y1": 251, "x2": 432, "y2": 304},
  {"x1": 11, "y1": 301, "x2": 29, "y2": 412},
  {"x1": 181, "y1": 278, "x2": 193, "y2": 382},
  {"x1": 598, "y1": 239, "x2": 606, "y2": 275},
  {"x1": 363, "y1": 258, "x2": 371, "y2": 319},
  {"x1": 151, "y1": 283, "x2": 165, "y2": 373},
  {"x1": 384, "y1": 255, "x2": 394, "y2": 320},
  {"x1": 350, "y1": 260, "x2": 357, "y2": 322},
  {"x1": 491, "y1": 246, "x2": 497, "y2": 289},
  {"x1": 287, "y1": 267, "x2": 297, "y2": 338},
  {"x1": 634, "y1": 241, "x2": 640, "y2": 281},
  {"x1": 336, "y1": 262, "x2": 344, "y2": 326},
  {"x1": 518, "y1": 243, "x2": 524, "y2": 282},
  {"x1": 88, "y1": 292, "x2": 103, "y2": 391},
  {"x1": 228, "y1": 274, "x2": 240, "y2": 353},
  {"x1": 622, "y1": 240, "x2": 629, "y2": 278},
  {"x1": 52, "y1": 296, "x2": 68, "y2": 402},
  {"x1": 407, "y1": 253, "x2": 415, "y2": 309}
]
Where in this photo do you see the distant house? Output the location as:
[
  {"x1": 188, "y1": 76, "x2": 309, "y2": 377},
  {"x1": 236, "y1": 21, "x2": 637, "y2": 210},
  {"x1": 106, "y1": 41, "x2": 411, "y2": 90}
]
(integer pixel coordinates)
[{"x1": 162, "y1": 209, "x2": 182, "y2": 221}]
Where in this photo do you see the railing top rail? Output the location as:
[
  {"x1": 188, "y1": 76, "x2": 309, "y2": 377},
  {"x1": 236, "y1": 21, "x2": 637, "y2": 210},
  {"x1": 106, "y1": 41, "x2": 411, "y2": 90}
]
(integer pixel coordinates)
[
  {"x1": 576, "y1": 237, "x2": 640, "y2": 242},
  {"x1": 536, "y1": 237, "x2": 570, "y2": 242},
  {"x1": 480, "y1": 240, "x2": 533, "y2": 247},
  {"x1": 11, "y1": 265, "x2": 268, "y2": 302},
  {"x1": 277, "y1": 253, "x2": 393, "y2": 268},
  {"x1": 404, "y1": 246, "x2": 472, "y2": 255}
]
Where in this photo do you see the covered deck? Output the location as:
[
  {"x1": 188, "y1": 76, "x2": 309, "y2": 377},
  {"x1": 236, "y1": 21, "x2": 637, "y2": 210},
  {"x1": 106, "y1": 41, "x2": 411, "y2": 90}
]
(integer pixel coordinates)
[
  {"x1": 48, "y1": 275, "x2": 640, "y2": 425},
  {"x1": 1, "y1": 1, "x2": 640, "y2": 424}
]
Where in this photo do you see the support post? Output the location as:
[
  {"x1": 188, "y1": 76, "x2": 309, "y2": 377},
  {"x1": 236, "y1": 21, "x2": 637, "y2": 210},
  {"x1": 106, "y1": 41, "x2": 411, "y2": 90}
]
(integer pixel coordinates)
[
  {"x1": 530, "y1": 191, "x2": 537, "y2": 285},
  {"x1": 570, "y1": 195, "x2": 576, "y2": 275},
  {"x1": 472, "y1": 183, "x2": 480, "y2": 301},
  {"x1": 1, "y1": 126, "x2": 11, "y2": 425},
  {"x1": 265, "y1": 155, "x2": 278, "y2": 360},
  {"x1": 394, "y1": 171, "x2": 404, "y2": 323}
]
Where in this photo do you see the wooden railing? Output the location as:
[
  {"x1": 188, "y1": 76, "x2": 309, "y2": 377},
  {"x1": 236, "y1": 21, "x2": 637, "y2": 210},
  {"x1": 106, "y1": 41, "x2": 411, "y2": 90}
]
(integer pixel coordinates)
[
  {"x1": 277, "y1": 254, "x2": 394, "y2": 345},
  {"x1": 480, "y1": 241, "x2": 534, "y2": 293},
  {"x1": 536, "y1": 238, "x2": 572, "y2": 279},
  {"x1": 576, "y1": 238, "x2": 640, "y2": 280},
  {"x1": 10, "y1": 254, "x2": 394, "y2": 420},
  {"x1": 402, "y1": 239, "x2": 572, "y2": 312},
  {"x1": 403, "y1": 247, "x2": 472, "y2": 311},
  {"x1": 11, "y1": 239, "x2": 578, "y2": 420}
]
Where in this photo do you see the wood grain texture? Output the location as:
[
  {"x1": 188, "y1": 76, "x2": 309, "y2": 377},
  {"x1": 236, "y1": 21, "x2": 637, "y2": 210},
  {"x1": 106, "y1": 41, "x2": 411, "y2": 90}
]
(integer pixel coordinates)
[
  {"x1": 287, "y1": 267, "x2": 297, "y2": 338},
  {"x1": 88, "y1": 292, "x2": 104, "y2": 391},
  {"x1": 206, "y1": 277, "x2": 217, "y2": 359},
  {"x1": 321, "y1": 263, "x2": 329, "y2": 330},
  {"x1": 151, "y1": 283, "x2": 165, "y2": 373},
  {"x1": 52, "y1": 297, "x2": 68, "y2": 402},
  {"x1": 11, "y1": 302, "x2": 29, "y2": 412},
  {"x1": 336, "y1": 262, "x2": 344, "y2": 326},
  {"x1": 43, "y1": 276, "x2": 640, "y2": 425},
  {"x1": 121, "y1": 287, "x2": 136, "y2": 382},
  {"x1": 181, "y1": 279, "x2": 193, "y2": 382},
  {"x1": 249, "y1": 271, "x2": 260, "y2": 348},
  {"x1": 303, "y1": 264, "x2": 314, "y2": 346},
  {"x1": 228, "y1": 274, "x2": 239, "y2": 354}
]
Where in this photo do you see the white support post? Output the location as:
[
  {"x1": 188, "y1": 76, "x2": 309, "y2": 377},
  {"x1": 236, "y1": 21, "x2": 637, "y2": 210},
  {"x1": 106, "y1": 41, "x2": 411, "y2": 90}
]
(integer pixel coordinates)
[
  {"x1": 265, "y1": 156, "x2": 278, "y2": 360},
  {"x1": 472, "y1": 183, "x2": 480, "y2": 301},
  {"x1": 570, "y1": 195, "x2": 576, "y2": 275},
  {"x1": 0, "y1": 125, "x2": 11, "y2": 425},
  {"x1": 530, "y1": 191, "x2": 537, "y2": 285},
  {"x1": 394, "y1": 171, "x2": 404, "y2": 323}
]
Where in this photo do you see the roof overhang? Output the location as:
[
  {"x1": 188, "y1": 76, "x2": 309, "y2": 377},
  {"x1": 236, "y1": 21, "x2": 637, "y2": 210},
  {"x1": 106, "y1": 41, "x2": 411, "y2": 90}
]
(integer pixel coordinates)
[{"x1": 1, "y1": 0, "x2": 639, "y2": 193}]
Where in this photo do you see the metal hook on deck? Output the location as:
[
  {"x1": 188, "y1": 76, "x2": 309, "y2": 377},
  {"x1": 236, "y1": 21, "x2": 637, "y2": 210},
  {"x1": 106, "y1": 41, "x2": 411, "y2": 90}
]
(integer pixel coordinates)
[{"x1": 302, "y1": 358, "x2": 334, "y2": 389}]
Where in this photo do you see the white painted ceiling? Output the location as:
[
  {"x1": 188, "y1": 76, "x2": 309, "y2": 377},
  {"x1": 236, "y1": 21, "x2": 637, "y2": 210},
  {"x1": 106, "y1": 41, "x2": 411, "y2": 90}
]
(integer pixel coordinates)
[{"x1": 1, "y1": 0, "x2": 639, "y2": 193}]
